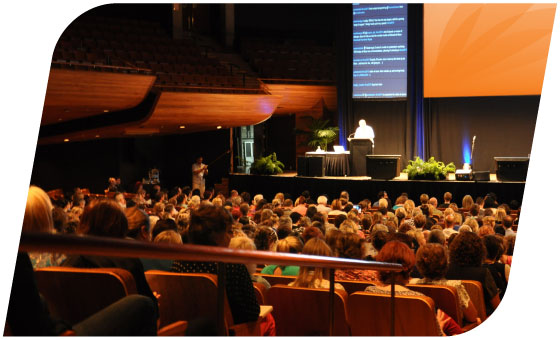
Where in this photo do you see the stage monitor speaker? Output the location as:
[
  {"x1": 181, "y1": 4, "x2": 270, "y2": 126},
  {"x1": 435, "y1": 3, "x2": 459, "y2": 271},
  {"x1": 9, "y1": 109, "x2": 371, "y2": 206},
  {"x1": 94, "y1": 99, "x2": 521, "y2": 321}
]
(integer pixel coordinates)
[
  {"x1": 297, "y1": 156, "x2": 307, "y2": 176},
  {"x1": 473, "y1": 171, "x2": 490, "y2": 181},
  {"x1": 306, "y1": 156, "x2": 325, "y2": 177},
  {"x1": 494, "y1": 157, "x2": 529, "y2": 182},
  {"x1": 366, "y1": 155, "x2": 401, "y2": 179}
]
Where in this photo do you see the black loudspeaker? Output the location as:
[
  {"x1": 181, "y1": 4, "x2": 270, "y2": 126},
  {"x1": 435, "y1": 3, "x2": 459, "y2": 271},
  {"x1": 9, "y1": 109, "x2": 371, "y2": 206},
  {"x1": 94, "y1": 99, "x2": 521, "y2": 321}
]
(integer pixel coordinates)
[
  {"x1": 366, "y1": 155, "x2": 401, "y2": 179},
  {"x1": 306, "y1": 156, "x2": 325, "y2": 177},
  {"x1": 349, "y1": 139, "x2": 373, "y2": 176},
  {"x1": 473, "y1": 171, "x2": 490, "y2": 181},
  {"x1": 297, "y1": 156, "x2": 307, "y2": 176},
  {"x1": 494, "y1": 157, "x2": 529, "y2": 182}
]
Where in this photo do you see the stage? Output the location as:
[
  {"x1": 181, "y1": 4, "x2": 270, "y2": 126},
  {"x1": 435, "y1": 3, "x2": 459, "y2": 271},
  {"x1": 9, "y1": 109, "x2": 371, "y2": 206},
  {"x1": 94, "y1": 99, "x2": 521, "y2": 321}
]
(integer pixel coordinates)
[{"x1": 228, "y1": 172, "x2": 526, "y2": 206}]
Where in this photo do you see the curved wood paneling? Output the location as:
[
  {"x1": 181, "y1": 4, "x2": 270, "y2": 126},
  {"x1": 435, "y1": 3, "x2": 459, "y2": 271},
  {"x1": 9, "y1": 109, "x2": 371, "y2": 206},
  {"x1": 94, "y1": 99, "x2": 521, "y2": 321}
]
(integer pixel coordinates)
[
  {"x1": 42, "y1": 69, "x2": 156, "y2": 125},
  {"x1": 39, "y1": 91, "x2": 282, "y2": 144},
  {"x1": 265, "y1": 84, "x2": 337, "y2": 114}
]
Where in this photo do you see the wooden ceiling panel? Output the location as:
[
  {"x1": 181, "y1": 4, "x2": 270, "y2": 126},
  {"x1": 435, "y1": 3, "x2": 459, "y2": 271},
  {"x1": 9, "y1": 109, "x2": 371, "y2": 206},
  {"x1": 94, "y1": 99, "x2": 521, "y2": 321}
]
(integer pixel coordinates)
[
  {"x1": 265, "y1": 84, "x2": 337, "y2": 114},
  {"x1": 42, "y1": 69, "x2": 156, "y2": 125},
  {"x1": 38, "y1": 91, "x2": 282, "y2": 144}
]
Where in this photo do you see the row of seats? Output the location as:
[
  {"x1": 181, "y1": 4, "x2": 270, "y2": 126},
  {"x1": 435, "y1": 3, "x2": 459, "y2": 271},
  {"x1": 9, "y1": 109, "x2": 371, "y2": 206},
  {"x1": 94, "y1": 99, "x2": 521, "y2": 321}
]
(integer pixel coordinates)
[{"x1": 34, "y1": 266, "x2": 486, "y2": 336}]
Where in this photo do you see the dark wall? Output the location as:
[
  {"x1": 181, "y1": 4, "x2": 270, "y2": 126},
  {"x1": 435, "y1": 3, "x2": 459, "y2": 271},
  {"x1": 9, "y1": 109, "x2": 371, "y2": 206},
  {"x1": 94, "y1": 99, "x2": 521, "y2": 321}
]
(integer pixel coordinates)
[
  {"x1": 425, "y1": 96, "x2": 539, "y2": 172},
  {"x1": 31, "y1": 130, "x2": 230, "y2": 194},
  {"x1": 263, "y1": 114, "x2": 296, "y2": 171}
]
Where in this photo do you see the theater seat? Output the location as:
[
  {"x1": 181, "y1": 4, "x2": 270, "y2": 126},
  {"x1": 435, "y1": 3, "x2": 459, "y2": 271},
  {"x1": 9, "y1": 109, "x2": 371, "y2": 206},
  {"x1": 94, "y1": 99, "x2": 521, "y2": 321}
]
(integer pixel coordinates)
[
  {"x1": 145, "y1": 270, "x2": 271, "y2": 336},
  {"x1": 347, "y1": 291, "x2": 439, "y2": 336},
  {"x1": 35, "y1": 267, "x2": 138, "y2": 325},
  {"x1": 407, "y1": 284, "x2": 462, "y2": 326},
  {"x1": 462, "y1": 280, "x2": 487, "y2": 321},
  {"x1": 253, "y1": 273, "x2": 296, "y2": 286},
  {"x1": 266, "y1": 284, "x2": 350, "y2": 336}
]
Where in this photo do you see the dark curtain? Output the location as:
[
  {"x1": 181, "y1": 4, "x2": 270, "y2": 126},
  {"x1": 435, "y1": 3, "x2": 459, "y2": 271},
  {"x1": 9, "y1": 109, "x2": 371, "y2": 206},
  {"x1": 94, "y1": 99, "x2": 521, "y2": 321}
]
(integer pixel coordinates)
[
  {"x1": 425, "y1": 96, "x2": 540, "y2": 172},
  {"x1": 335, "y1": 4, "x2": 353, "y2": 149}
]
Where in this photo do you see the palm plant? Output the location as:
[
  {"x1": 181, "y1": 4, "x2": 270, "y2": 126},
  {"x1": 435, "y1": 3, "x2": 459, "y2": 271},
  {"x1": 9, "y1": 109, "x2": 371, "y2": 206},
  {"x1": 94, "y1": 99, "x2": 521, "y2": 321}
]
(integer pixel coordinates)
[{"x1": 296, "y1": 116, "x2": 339, "y2": 151}]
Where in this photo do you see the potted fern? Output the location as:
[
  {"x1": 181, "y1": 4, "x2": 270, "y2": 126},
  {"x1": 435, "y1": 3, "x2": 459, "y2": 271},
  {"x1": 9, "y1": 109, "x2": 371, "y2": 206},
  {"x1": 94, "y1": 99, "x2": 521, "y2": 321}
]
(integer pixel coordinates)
[
  {"x1": 250, "y1": 152, "x2": 285, "y2": 175},
  {"x1": 404, "y1": 157, "x2": 456, "y2": 180}
]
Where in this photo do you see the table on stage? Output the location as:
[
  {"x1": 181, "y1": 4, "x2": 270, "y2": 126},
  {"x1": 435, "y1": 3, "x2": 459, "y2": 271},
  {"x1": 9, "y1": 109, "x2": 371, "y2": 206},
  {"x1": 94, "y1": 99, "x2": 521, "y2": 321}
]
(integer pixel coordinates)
[{"x1": 305, "y1": 151, "x2": 350, "y2": 177}]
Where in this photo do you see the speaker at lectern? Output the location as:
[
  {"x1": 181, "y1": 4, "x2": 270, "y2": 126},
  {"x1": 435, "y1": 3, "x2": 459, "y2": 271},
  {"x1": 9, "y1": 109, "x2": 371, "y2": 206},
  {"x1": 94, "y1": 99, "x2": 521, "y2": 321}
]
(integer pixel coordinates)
[{"x1": 348, "y1": 138, "x2": 372, "y2": 176}]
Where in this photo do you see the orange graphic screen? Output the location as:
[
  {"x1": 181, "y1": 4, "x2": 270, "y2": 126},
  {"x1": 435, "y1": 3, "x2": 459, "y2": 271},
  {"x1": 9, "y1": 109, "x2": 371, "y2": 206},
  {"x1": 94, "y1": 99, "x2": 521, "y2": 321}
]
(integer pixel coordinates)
[{"x1": 424, "y1": 3, "x2": 556, "y2": 98}]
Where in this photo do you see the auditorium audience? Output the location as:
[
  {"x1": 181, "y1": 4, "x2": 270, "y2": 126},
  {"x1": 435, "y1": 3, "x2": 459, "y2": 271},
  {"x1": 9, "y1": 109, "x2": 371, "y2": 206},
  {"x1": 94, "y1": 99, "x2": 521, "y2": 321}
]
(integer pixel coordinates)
[{"x1": 17, "y1": 182, "x2": 521, "y2": 335}]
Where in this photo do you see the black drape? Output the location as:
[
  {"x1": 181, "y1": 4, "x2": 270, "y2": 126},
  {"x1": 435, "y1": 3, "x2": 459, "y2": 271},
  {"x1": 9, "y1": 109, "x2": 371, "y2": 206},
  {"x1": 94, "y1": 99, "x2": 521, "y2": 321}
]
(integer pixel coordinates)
[{"x1": 425, "y1": 96, "x2": 540, "y2": 172}]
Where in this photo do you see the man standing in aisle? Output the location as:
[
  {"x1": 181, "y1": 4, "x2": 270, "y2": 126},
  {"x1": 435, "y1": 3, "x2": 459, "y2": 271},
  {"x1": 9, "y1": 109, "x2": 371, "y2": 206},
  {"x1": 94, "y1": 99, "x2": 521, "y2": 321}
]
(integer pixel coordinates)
[{"x1": 192, "y1": 156, "x2": 208, "y2": 195}]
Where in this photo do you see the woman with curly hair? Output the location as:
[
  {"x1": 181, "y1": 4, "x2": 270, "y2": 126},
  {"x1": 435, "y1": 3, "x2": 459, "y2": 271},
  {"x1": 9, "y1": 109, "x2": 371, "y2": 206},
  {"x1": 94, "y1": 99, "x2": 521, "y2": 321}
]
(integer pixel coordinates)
[
  {"x1": 364, "y1": 241, "x2": 461, "y2": 335},
  {"x1": 446, "y1": 232, "x2": 501, "y2": 316},
  {"x1": 411, "y1": 243, "x2": 480, "y2": 324}
]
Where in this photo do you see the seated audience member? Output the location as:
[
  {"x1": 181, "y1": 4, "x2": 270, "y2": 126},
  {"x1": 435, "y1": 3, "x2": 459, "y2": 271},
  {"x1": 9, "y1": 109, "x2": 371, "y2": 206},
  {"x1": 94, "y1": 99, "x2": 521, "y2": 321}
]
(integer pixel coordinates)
[
  {"x1": 289, "y1": 238, "x2": 344, "y2": 291},
  {"x1": 328, "y1": 199, "x2": 346, "y2": 215},
  {"x1": 261, "y1": 236, "x2": 303, "y2": 276},
  {"x1": 368, "y1": 230, "x2": 390, "y2": 260},
  {"x1": 151, "y1": 218, "x2": 178, "y2": 240},
  {"x1": 333, "y1": 214, "x2": 347, "y2": 229},
  {"x1": 229, "y1": 236, "x2": 271, "y2": 289},
  {"x1": 141, "y1": 230, "x2": 183, "y2": 271},
  {"x1": 302, "y1": 226, "x2": 325, "y2": 243},
  {"x1": 426, "y1": 229, "x2": 446, "y2": 246},
  {"x1": 334, "y1": 232, "x2": 376, "y2": 281},
  {"x1": 24, "y1": 186, "x2": 67, "y2": 268},
  {"x1": 63, "y1": 199, "x2": 158, "y2": 314},
  {"x1": 125, "y1": 206, "x2": 151, "y2": 241},
  {"x1": 482, "y1": 235, "x2": 509, "y2": 299},
  {"x1": 316, "y1": 195, "x2": 331, "y2": 214},
  {"x1": 446, "y1": 232, "x2": 501, "y2": 316},
  {"x1": 411, "y1": 243, "x2": 480, "y2": 325},
  {"x1": 503, "y1": 215, "x2": 515, "y2": 237},
  {"x1": 501, "y1": 235, "x2": 515, "y2": 266},
  {"x1": 438, "y1": 192, "x2": 452, "y2": 209},
  {"x1": 326, "y1": 228, "x2": 345, "y2": 257},
  {"x1": 276, "y1": 216, "x2": 294, "y2": 239},
  {"x1": 364, "y1": 241, "x2": 460, "y2": 336},
  {"x1": 171, "y1": 205, "x2": 260, "y2": 325},
  {"x1": 254, "y1": 226, "x2": 278, "y2": 252},
  {"x1": 462, "y1": 195, "x2": 474, "y2": 211}
]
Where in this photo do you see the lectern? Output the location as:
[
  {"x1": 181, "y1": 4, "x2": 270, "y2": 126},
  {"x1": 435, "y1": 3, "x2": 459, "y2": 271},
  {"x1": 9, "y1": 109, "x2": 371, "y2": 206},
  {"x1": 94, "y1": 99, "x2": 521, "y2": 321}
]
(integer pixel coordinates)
[{"x1": 349, "y1": 138, "x2": 373, "y2": 176}]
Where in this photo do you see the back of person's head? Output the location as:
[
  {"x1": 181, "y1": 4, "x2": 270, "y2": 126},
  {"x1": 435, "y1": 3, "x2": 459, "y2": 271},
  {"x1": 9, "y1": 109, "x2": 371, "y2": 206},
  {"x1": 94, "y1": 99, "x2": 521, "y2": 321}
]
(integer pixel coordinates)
[
  {"x1": 306, "y1": 205, "x2": 318, "y2": 219},
  {"x1": 338, "y1": 232, "x2": 363, "y2": 259},
  {"x1": 311, "y1": 220, "x2": 326, "y2": 235},
  {"x1": 503, "y1": 215, "x2": 514, "y2": 229},
  {"x1": 277, "y1": 236, "x2": 304, "y2": 254},
  {"x1": 188, "y1": 205, "x2": 233, "y2": 246},
  {"x1": 52, "y1": 206, "x2": 68, "y2": 233},
  {"x1": 302, "y1": 237, "x2": 332, "y2": 257},
  {"x1": 413, "y1": 214, "x2": 426, "y2": 229},
  {"x1": 339, "y1": 219, "x2": 357, "y2": 234},
  {"x1": 302, "y1": 226, "x2": 325, "y2": 243},
  {"x1": 23, "y1": 185, "x2": 54, "y2": 233},
  {"x1": 427, "y1": 229, "x2": 446, "y2": 246},
  {"x1": 152, "y1": 218, "x2": 178, "y2": 240},
  {"x1": 362, "y1": 214, "x2": 373, "y2": 231},
  {"x1": 416, "y1": 243, "x2": 448, "y2": 280},
  {"x1": 153, "y1": 229, "x2": 183, "y2": 244},
  {"x1": 458, "y1": 225, "x2": 472, "y2": 233},
  {"x1": 229, "y1": 236, "x2": 256, "y2": 251},
  {"x1": 317, "y1": 195, "x2": 328, "y2": 206},
  {"x1": 443, "y1": 192, "x2": 452, "y2": 202},
  {"x1": 494, "y1": 225, "x2": 506, "y2": 236},
  {"x1": 125, "y1": 206, "x2": 150, "y2": 240},
  {"x1": 334, "y1": 214, "x2": 347, "y2": 229},
  {"x1": 504, "y1": 234, "x2": 516, "y2": 256},
  {"x1": 378, "y1": 198, "x2": 388, "y2": 209},
  {"x1": 483, "y1": 234, "x2": 505, "y2": 261},
  {"x1": 372, "y1": 230, "x2": 389, "y2": 251},
  {"x1": 478, "y1": 225, "x2": 495, "y2": 237},
  {"x1": 80, "y1": 199, "x2": 128, "y2": 238},
  {"x1": 449, "y1": 231, "x2": 486, "y2": 267},
  {"x1": 419, "y1": 193, "x2": 429, "y2": 205},
  {"x1": 253, "y1": 226, "x2": 278, "y2": 251},
  {"x1": 326, "y1": 228, "x2": 344, "y2": 256},
  {"x1": 444, "y1": 214, "x2": 455, "y2": 228},
  {"x1": 343, "y1": 203, "x2": 353, "y2": 213},
  {"x1": 395, "y1": 195, "x2": 407, "y2": 205},
  {"x1": 376, "y1": 240, "x2": 416, "y2": 283},
  {"x1": 283, "y1": 198, "x2": 294, "y2": 208}
]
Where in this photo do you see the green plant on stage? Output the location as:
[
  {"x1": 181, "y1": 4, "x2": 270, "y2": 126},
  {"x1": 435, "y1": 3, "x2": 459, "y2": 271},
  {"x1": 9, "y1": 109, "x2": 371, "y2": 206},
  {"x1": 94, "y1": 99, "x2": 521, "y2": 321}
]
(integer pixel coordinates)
[
  {"x1": 295, "y1": 116, "x2": 339, "y2": 151},
  {"x1": 404, "y1": 157, "x2": 456, "y2": 180},
  {"x1": 250, "y1": 152, "x2": 285, "y2": 175}
]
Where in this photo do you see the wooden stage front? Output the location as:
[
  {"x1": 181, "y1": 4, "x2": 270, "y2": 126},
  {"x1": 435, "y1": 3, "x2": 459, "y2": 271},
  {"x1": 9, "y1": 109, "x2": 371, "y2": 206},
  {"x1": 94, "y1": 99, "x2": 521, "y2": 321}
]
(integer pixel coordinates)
[{"x1": 228, "y1": 172, "x2": 526, "y2": 205}]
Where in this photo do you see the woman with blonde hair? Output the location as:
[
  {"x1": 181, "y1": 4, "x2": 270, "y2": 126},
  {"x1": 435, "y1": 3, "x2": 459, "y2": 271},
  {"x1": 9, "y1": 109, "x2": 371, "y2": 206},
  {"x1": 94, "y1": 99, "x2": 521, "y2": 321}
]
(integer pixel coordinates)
[
  {"x1": 262, "y1": 236, "x2": 303, "y2": 276},
  {"x1": 289, "y1": 238, "x2": 345, "y2": 291},
  {"x1": 24, "y1": 186, "x2": 67, "y2": 268},
  {"x1": 462, "y1": 195, "x2": 474, "y2": 211}
]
